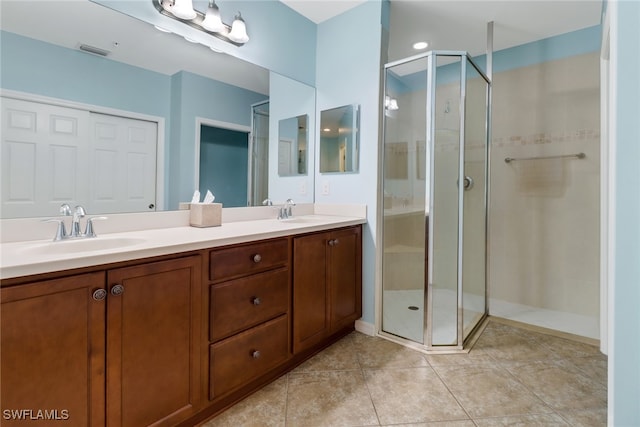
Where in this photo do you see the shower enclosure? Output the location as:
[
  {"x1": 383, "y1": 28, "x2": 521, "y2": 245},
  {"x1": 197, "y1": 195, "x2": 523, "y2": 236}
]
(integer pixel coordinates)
[{"x1": 381, "y1": 51, "x2": 490, "y2": 351}]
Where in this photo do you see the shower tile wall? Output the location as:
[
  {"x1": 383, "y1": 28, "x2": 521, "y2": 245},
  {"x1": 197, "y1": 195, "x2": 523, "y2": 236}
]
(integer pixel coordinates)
[{"x1": 489, "y1": 52, "x2": 600, "y2": 339}]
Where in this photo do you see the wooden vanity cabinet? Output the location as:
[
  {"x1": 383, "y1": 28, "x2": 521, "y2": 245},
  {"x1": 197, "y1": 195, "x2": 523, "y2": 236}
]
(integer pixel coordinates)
[
  {"x1": 1, "y1": 272, "x2": 106, "y2": 427},
  {"x1": 106, "y1": 256, "x2": 202, "y2": 427},
  {"x1": 207, "y1": 238, "x2": 291, "y2": 401},
  {"x1": 0, "y1": 255, "x2": 201, "y2": 427},
  {"x1": 292, "y1": 226, "x2": 362, "y2": 354},
  {"x1": 1, "y1": 224, "x2": 363, "y2": 426}
]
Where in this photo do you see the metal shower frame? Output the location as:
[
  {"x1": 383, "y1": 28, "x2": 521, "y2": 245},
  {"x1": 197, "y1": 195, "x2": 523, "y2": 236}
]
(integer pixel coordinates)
[{"x1": 381, "y1": 50, "x2": 492, "y2": 352}]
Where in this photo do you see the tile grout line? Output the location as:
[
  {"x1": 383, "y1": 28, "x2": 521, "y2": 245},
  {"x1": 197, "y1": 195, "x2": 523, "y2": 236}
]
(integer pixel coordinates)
[{"x1": 356, "y1": 350, "x2": 383, "y2": 427}]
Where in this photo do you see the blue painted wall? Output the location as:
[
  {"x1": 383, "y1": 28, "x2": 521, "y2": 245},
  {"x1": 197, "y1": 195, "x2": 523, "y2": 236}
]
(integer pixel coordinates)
[
  {"x1": 268, "y1": 72, "x2": 316, "y2": 204},
  {"x1": 613, "y1": 0, "x2": 640, "y2": 424},
  {"x1": 199, "y1": 126, "x2": 248, "y2": 207},
  {"x1": 315, "y1": 0, "x2": 386, "y2": 324},
  {"x1": 0, "y1": 31, "x2": 171, "y2": 117}
]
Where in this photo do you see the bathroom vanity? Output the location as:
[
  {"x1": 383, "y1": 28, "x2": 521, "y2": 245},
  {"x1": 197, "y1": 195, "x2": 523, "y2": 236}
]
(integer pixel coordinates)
[{"x1": 0, "y1": 208, "x2": 364, "y2": 426}]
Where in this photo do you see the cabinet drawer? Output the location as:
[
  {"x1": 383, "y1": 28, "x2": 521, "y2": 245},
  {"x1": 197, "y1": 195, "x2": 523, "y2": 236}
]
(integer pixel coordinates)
[
  {"x1": 209, "y1": 315, "x2": 289, "y2": 400},
  {"x1": 210, "y1": 268, "x2": 289, "y2": 342},
  {"x1": 209, "y1": 238, "x2": 289, "y2": 282}
]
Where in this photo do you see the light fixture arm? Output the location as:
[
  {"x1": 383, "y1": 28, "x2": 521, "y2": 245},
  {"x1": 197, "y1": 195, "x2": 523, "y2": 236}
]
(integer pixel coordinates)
[{"x1": 152, "y1": 0, "x2": 248, "y2": 47}]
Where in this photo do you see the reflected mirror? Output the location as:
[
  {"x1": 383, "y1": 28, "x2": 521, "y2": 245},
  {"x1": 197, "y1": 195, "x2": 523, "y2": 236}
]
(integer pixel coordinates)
[
  {"x1": 278, "y1": 115, "x2": 308, "y2": 176},
  {"x1": 0, "y1": 1, "x2": 315, "y2": 218},
  {"x1": 319, "y1": 104, "x2": 360, "y2": 173}
]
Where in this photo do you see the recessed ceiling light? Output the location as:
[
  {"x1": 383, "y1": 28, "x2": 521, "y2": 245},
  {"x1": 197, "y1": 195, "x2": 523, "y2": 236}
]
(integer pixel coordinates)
[
  {"x1": 323, "y1": 128, "x2": 331, "y2": 132},
  {"x1": 413, "y1": 41, "x2": 429, "y2": 50}
]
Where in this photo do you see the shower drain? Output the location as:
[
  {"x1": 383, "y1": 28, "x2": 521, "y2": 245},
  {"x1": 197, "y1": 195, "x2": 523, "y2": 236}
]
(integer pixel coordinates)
[{"x1": 407, "y1": 306, "x2": 420, "y2": 311}]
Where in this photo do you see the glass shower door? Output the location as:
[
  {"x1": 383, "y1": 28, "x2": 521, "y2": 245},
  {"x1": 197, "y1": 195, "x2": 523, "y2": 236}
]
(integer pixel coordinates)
[
  {"x1": 461, "y1": 58, "x2": 489, "y2": 339},
  {"x1": 382, "y1": 51, "x2": 490, "y2": 350},
  {"x1": 428, "y1": 54, "x2": 463, "y2": 346},
  {"x1": 381, "y1": 57, "x2": 429, "y2": 343}
]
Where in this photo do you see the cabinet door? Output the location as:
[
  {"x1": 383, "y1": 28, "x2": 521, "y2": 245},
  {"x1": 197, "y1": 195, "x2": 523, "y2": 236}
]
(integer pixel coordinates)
[
  {"x1": 1, "y1": 272, "x2": 106, "y2": 427},
  {"x1": 106, "y1": 256, "x2": 201, "y2": 427},
  {"x1": 292, "y1": 232, "x2": 329, "y2": 354},
  {"x1": 328, "y1": 226, "x2": 362, "y2": 333}
]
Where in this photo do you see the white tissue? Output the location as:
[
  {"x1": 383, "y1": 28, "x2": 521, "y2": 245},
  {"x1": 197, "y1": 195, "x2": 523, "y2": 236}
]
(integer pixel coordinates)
[
  {"x1": 191, "y1": 190, "x2": 201, "y2": 204},
  {"x1": 203, "y1": 190, "x2": 215, "y2": 204}
]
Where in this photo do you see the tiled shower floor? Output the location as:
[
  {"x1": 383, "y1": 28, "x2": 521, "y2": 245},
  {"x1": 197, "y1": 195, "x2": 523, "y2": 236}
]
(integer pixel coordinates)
[{"x1": 200, "y1": 319, "x2": 607, "y2": 426}]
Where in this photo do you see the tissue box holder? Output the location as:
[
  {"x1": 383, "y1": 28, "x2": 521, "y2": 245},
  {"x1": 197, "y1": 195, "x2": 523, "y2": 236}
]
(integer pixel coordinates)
[{"x1": 189, "y1": 203, "x2": 222, "y2": 227}]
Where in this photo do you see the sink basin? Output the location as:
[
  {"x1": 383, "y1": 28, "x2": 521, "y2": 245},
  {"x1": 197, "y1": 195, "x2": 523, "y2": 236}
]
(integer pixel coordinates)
[
  {"x1": 276, "y1": 215, "x2": 336, "y2": 225},
  {"x1": 19, "y1": 237, "x2": 147, "y2": 256},
  {"x1": 278, "y1": 217, "x2": 324, "y2": 224}
]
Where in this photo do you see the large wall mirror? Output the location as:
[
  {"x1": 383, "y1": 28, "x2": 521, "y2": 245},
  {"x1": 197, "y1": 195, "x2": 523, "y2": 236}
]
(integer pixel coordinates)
[
  {"x1": 0, "y1": 1, "x2": 315, "y2": 218},
  {"x1": 319, "y1": 104, "x2": 360, "y2": 174},
  {"x1": 278, "y1": 115, "x2": 308, "y2": 176}
]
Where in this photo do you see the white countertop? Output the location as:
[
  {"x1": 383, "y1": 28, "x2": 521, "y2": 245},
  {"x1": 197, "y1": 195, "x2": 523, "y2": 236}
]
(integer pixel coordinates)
[{"x1": 1, "y1": 209, "x2": 366, "y2": 280}]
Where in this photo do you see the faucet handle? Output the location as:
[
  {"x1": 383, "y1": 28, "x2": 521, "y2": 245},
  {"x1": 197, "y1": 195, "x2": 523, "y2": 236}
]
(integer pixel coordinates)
[
  {"x1": 262, "y1": 198, "x2": 273, "y2": 206},
  {"x1": 59, "y1": 203, "x2": 71, "y2": 216},
  {"x1": 43, "y1": 218, "x2": 68, "y2": 241},
  {"x1": 84, "y1": 216, "x2": 108, "y2": 238},
  {"x1": 74, "y1": 205, "x2": 86, "y2": 217}
]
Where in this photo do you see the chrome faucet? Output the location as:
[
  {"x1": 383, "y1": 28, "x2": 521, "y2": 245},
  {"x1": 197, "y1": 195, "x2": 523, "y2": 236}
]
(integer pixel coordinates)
[
  {"x1": 70, "y1": 205, "x2": 86, "y2": 238},
  {"x1": 285, "y1": 198, "x2": 296, "y2": 217},
  {"x1": 277, "y1": 198, "x2": 296, "y2": 220},
  {"x1": 45, "y1": 204, "x2": 107, "y2": 241}
]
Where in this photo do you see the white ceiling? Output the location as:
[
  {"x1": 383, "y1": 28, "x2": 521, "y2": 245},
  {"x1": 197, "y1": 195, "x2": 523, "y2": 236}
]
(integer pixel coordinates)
[
  {"x1": 1, "y1": 0, "x2": 602, "y2": 94},
  {"x1": 280, "y1": 0, "x2": 367, "y2": 23}
]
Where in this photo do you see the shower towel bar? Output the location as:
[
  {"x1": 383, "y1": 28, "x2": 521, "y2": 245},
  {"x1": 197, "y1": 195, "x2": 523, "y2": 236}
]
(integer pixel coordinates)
[{"x1": 504, "y1": 152, "x2": 586, "y2": 163}]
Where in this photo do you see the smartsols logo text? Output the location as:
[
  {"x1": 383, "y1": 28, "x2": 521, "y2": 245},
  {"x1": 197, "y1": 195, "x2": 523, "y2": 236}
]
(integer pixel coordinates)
[{"x1": 2, "y1": 409, "x2": 70, "y2": 421}]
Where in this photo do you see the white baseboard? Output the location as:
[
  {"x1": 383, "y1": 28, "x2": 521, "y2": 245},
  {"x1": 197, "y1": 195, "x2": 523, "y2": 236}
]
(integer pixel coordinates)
[{"x1": 355, "y1": 319, "x2": 376, "y2": 336}]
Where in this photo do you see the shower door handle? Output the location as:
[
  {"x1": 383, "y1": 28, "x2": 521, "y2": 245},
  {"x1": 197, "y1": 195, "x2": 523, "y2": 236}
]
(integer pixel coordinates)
[{"x1": 463, "y1": 176, "x2": 474, "y2": 191}]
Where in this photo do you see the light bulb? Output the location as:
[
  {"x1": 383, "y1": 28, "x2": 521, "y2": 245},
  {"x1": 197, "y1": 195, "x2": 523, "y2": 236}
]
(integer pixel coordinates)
[
  {"x1": 228, "y1": 12, "x2": 249, "y2": 43},
  {"x1": 170, "y1": 0, "x2": 196, "y2": 20},
  {"x1": 201, "y1": 1, "x2": 225, "y2": 33}
]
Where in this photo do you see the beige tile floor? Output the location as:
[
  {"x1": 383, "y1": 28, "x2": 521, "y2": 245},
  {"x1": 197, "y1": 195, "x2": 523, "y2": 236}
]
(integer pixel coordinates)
[{"x1": 201, "y1": 320, "x2": 607, "y2": 427}]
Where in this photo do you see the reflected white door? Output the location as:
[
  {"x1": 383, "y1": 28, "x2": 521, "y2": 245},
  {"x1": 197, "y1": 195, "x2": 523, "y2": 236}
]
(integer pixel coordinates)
[
  {"x1": 1, "y1": 98, "x2": 91, "y2": 218},
  {"x1": 1, "y1": 98, "x2": 158, "y2": 218},
  {"x1": 89, "y1": 113, "x2": 157, "y2": 214},
  {"x1": 278, "y1": 139, "x2": 293, "y2": 176}
]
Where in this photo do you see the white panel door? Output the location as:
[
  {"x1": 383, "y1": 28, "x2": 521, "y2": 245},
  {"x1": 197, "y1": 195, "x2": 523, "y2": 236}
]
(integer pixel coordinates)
[
  {"x1": 1, "y1": 98, "x2": 90, "y2": 218},
  {"x1": 89, "y1": 113, "x2": 157, "y2": 214}
]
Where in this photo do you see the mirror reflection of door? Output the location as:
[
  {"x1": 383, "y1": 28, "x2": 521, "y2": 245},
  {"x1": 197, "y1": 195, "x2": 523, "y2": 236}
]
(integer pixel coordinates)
[
  {"x1": 249, "y1": 102, "x2": 270, "y2": 206},
  {"x1": 277, "y1": 114, "x2": 308, "y2": 177},
  {"x1": 199, "y1": 125, "x2": 250, "y2": 207},
  {"x1": 278, "y1": 139, "x2": 294, "y2": 175}
]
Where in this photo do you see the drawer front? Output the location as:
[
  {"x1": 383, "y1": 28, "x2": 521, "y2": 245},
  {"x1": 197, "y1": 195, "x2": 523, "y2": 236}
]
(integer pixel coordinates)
[
  {"x1": 209, "y1": 315, "x2": 289, "y2": 400},
  {"x1": 210, "y1": 268, "x2": 289, "y2": 342},
  {"x1": 209, "y1": 238, "x2": 289, "y2": 282}
]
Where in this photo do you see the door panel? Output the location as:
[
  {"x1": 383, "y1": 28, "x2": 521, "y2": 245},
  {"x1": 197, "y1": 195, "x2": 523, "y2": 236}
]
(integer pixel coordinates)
[
  {"x1": 90, "y1": 113, "x2": 157, "y2": 214},
  {"x1": 1, "y1": 97, "x2": 90, "y2": 218},
  {"x1": 0, "y1": 272, "x2": 106, "y2": 427},
  {"x1": 106, "y1": 257, "x2": 201, "y2": 427}
]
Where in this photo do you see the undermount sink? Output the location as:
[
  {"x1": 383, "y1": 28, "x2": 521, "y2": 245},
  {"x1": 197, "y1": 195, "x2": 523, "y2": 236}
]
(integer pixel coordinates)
[
  {"x1": 19, "y1": 237, "x2": 147, "y2": 256},
  {"x1": 280, "y1": 217, "x2": 321, "y2": 224},
  {"x1": 276, "y1": 215, "x2": 333, "y2": 224}
]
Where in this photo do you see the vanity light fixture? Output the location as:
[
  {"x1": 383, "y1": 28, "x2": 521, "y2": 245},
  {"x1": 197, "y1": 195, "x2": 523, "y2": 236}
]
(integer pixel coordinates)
[{"x1": 153, "y1": 0, "x2": 249, "y2": 46}]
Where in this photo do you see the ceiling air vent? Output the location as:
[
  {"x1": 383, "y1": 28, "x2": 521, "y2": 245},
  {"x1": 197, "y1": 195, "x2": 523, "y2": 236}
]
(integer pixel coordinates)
[{"x1": 79, "y1": 44, "x2": 110, "y2": 57}]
